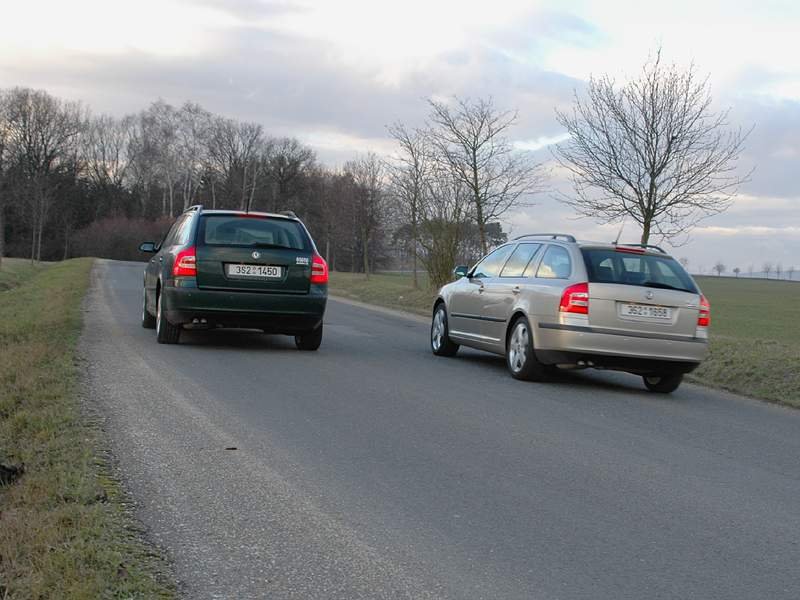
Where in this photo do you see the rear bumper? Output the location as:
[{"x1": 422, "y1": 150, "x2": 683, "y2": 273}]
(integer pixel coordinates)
[
  {"x1": 161, "y1": 278, "x2": 326, "y2": 334},
  {"x1": 535, "y1": 322, "x2": 707, "y2": 373}
]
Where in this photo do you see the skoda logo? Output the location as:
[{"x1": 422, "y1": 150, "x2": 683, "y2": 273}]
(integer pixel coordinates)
[
  {"x1": 252, "y1": 251, "x2": 260, "y2": 260},
  {"x1": 645, "y1": 290, "x2": 654, "y2": 300}
]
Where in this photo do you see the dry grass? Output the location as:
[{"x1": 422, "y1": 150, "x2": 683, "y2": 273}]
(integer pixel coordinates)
[
  {"x1": 329, "y1": 271, "x2": 437, "y2": 317},
  {"x1": 0, "y1": 258, "x2": 174, "y2": 599}
]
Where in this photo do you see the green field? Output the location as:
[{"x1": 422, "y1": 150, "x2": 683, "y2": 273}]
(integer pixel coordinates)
[
  {"x1": 329, "y1": 271, "x2": 800, "y2": 407},
  {"x1": 0, "y1": 258, "x2": 174, "y2": 599},
  {"x1": 689, "y1": 276, "x2": 800, "y2": 405}
]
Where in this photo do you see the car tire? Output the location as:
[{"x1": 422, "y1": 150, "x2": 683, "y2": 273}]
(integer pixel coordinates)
[
  {"x1": 506, "y1": 316, "x2": 549, "y2": 381},
  {"x1": 155, "y1": 291, "x2": 181, "y2": 344},
  {"x1": 642, "y1": 373, "x2": 683, "y2": 393},
  {"x1": 295, "y1": 324, "x2": 323, "y2": 351},
  {"x1": 431, "y1": 304, "x2": 459, "y2": 357},
  {"x1": 142, "y1": 288, "x2": 156, "y2": 329}
]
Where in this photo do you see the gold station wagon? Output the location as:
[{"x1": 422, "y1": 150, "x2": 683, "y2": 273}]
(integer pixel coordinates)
[{"x1": 431, "y1": 234, "x2": 710, "y2": 393}]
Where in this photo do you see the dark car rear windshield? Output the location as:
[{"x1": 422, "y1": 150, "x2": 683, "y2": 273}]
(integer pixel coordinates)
[
  {"x1": 199, "y1": 215, "x2": 310, "y2": 251},
  {"x1": 581, "y1": 248, "x2": 698, "y2": 294}
]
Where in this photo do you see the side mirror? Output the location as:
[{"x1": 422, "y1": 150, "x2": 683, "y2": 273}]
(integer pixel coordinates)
[
  {"x1": 453, "y1": 265, "x2": 469, "y2": 279},
  {"x1": 139, "y1": 242, "x2": 157, "y2": 253}
]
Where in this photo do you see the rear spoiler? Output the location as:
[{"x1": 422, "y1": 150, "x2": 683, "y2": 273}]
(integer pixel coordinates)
[{"x1": 614, "y1": 243, "x2": 667, "y2": 254}]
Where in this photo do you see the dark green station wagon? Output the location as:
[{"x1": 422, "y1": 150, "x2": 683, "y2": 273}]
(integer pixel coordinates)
[{"x1": 139, "y1": 205, "x2": 328, "y2": 350}]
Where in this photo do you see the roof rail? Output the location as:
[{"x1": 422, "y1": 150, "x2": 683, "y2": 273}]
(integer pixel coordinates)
[
  {"x1": 279, "y1": 210, "x2": 298, "y2": 219},
  {"x1": 185, "y1": 204, "x2": 203, "y2": 213},
  {"x1": 514, "y1": 233, "x2": 577, "y2": 243},
  {"x1": 616, "y1": 242, "x2": 667, "y2": 254}
]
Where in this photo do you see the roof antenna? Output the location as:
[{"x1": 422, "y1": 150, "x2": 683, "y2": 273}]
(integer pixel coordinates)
[{"x1": 613, "y1": 218, "x2": 625, "y2": 245}]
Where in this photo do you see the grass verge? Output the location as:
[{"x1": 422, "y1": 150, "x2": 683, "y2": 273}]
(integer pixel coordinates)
[
  {"x1": 329, "y1": 270, "x2": 800, "y2": 407},
  {"x1": 0, "y1": 258, "x2": 174, "y2": 599},
  {"x1": 329, "y1": 271, "x2": 437, "y2": 317}
]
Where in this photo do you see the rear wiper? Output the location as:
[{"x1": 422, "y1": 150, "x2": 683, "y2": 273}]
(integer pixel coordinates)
[{"x1": 640, "y1": 281, "x2": 694, "y2": 293}]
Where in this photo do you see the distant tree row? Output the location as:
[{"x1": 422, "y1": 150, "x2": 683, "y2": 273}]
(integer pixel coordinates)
[
  {"x1": 682, "y1": 258, "x2": 797, "y2": 280},
  {"x1": 0, "y1": 88, "x2": 408, "y2": 272},
  {"x1": 0, "y1": 88, "x2": 535, "y2": 284}
]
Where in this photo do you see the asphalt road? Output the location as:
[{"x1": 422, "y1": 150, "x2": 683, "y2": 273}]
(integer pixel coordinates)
[{"x1": 81, "y1": 260, "x2": 800, "y2": 599}]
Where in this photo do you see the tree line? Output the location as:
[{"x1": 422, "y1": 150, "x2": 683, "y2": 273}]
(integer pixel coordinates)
[
  {"x1": 0, "y1": 88, "x2": 542, "y2": 287},
  {"x1": 0, "y1": 50, "x2": 754, "y2": 288},
  {"x1": 709, "y1": 261, "x2": 797, "y2": 280},
  {"x1": 0, "y1": 88, "x2": 403, "y2": 273}
]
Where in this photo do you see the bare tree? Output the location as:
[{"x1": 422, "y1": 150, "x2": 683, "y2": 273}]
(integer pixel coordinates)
[
  {"x1": 345, "y1": 154, "x2": 385, "y2": 278},
  {"x1": 0, "y1": 90, "x2": 8, "y2": 268},
  {"x1": 748, "y1": 264, "x2": 754, "y2": 276},
  {"x1": 418, "y1": 163, "x2": 471, "y2": 288},
  {"x1": 776, "y1": 263, "x2": 783, "y2": 280},
  {"x1": 713, "y1": 261, "x2": 726, "y2": 276},
  {"x1": 206, "y1": 117, "x2": 265, "y2": 211},
  {"x1": 264, "y1": 137, "x2": 314, "y2": 213},
  {"x1": 387, "y1": 122, "x2": 432, "y2": 289},
  {"x1": 176, "y1": 102, "x2": 212, "y2": 211},
  {"x1": 788, "y1": 265, "x2": 795, "y2": 281},
  {"x1": 127, "y1": 111, "x2": 161, "y2": 216},
  {"x1": 554, "y1": 50, "x2": 751, "y2": 244},
  {"x1": 733, "y1": 267, "x2": 740, "y2": 278},
  {"x1": 678, "y1": 256, "x2": 689, "y2": 271},
  {"x1": 762, "y1": 262, "x2": 773, "y2": 279},
  {"x1": 4, "y1": 88, "x2": 84, "y2": 261},
  {"x1": 147, "y1": 100, "x2": 180, "y2": 216},
  {"x1": 427, "y1": 96, "x2": 544, "y2": 254},
  {"x1": 82, "y1": 113, "x2": 134, "y2": 217}
]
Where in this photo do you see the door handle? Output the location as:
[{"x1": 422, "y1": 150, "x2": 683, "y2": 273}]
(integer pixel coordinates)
[
  {"x1": 478, "y1": 284, "x2": 485, "y2": 293},
  {"x1": 512, "y1": 285, "x2": 521, "y2": 294},
  {"x1": 158, "y1": 257, "x2": 164, "y2": 262}
]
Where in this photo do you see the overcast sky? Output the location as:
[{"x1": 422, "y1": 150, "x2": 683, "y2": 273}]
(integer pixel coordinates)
[{"x1": 1, "y1": 0, "x2": 798, "y2": 273}]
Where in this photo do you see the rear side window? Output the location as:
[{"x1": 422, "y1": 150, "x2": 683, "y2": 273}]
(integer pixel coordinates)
[
  {"x1": 199, "y1": 216, "x2": 310, "y2": 251},
  {"x1": 500, "y1": 243, "x2": 541, "y2": 277},
  {"x1": 161, "y1": 215, "x2": 188, "y2": 248},
  {"x1": 174, "y1": 216, "x2": 194, "y2": 245},
  {"x1": 581, "y1": 249, "x2": 697, "y2": 293},
  {"x1": 472, "y1": 245, "x2": 515, "y2": 278},
  {"x1": 536, "y1": 245, "x2": 572, "y2": 279}
]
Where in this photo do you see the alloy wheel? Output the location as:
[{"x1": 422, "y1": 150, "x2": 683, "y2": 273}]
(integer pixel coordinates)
[{"x1": 508, "y1": 321, "x2": 529, "y2": 373}]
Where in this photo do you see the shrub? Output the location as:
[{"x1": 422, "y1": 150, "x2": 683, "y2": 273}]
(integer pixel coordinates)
[{"x1": 70, "y1": 217, "x2": 173, "y2": 261}]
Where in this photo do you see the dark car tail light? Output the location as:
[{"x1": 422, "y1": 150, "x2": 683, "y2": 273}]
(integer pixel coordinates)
[
  {"x1": 173, "y1": 246, "x2": 197, "y2": 277},
  {"x1": 697, "y1": 294, "x2": 710, "y2": 327},
  {"x1": 310, "y1": 253, "x2": 328, "y2": 284},
  {"x1": 560, "y1": 282, "x2": 589, "y2": 315}
]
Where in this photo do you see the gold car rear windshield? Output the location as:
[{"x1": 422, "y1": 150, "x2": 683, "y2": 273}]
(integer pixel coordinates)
[{"x1": 581, "y1": 248, "x2": 697, "y2": 294}]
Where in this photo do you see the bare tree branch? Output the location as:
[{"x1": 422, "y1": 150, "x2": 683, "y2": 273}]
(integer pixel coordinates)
[
  {"x1": 426, "y1": 96, "x2": 546, "y2": 254},
  {"x1": 553, "y1": 50, "x2": 752, "y2": 244}
]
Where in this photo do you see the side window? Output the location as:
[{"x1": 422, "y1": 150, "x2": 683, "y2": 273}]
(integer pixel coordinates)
[
  {"x1": 159, "y1": 217, "x2": 183, "y2": 249},
  {"x1": 174, "y1": 216, "x2": 195, "y2": 246},
  {"x1": 500, "y1": 243, "x2": 541, "y2": 277},
  {"x1": 471, "y1": 245, "x2": 516, "y2": 279},
  {"x1": 593, "y1": 257, "x2": 618, "y2": 282},
  {"x1": 536, "y1": 245, "x2": 572, "y2": 279}
]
